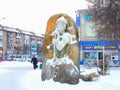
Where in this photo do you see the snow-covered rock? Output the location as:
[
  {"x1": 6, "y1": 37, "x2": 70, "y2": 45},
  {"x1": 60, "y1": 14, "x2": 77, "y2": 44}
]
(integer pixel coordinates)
[{"x1": 42, "y1": 13, "x2": 80, "y2": 84}]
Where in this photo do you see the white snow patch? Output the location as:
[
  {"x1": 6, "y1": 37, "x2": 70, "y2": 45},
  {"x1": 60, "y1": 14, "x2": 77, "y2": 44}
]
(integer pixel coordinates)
[{"x1": 0, "y1": 61, "x2": 120, "y2": 90}]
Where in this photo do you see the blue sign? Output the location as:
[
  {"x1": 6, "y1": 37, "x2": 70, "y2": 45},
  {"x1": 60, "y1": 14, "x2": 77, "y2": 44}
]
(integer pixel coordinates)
[
  {"x1": 31, "y1": 43, "x2": 37, "y2": 54},
  {"x1": 76, "y1": 14, "x2": 80, "y2": 27},
  {"x1": 82, "y1": 45, "x2": 118, "y2": 50},
  {"x1": 82, "y1": 46, "x2": 94, "y2": 50},
  {"x1": 79, "y1": 40, "x2": 120, "y2": 45}
]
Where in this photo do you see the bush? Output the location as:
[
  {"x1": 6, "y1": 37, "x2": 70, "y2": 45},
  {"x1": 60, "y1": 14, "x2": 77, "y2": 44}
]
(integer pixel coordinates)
[
  {"x1": 80, "y1": 74, "x2": 92, "y2": 81},
  {"x1": 80, "y1": 72, "x2": 99, "y2": 81},
  {"x1": 97, "y1": 61, "x2": 109, "y2": 75}
]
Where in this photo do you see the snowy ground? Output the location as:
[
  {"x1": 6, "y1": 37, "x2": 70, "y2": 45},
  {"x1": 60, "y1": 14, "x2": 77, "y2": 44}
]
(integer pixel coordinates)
[{"x1": 0, "y1": 61, "x2": 120, "y2": 90}]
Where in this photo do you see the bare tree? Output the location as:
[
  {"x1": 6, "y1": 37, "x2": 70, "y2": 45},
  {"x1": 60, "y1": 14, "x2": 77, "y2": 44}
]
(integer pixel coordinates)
[{"x1": 86, "y1": 0, "x2": 120, "y2": 40}]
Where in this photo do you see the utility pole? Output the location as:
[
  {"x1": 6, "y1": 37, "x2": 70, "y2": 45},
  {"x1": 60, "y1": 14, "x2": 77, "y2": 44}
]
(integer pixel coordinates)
[
  {"x1": 102, "y1": 46, "x2": 105, "y2": 75},
  {"x1": 75, "y1": 10, "x2": 81, "y2": 76}
]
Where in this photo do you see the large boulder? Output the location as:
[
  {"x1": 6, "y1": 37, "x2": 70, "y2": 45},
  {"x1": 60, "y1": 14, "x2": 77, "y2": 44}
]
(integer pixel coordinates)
[{"x1": 41, "y1": 13, "x2": 80, "y2": 84}]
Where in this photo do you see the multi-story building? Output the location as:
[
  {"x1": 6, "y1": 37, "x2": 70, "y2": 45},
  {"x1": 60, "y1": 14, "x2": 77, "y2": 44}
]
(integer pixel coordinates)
[
  {"x1": 0, "y1": 24, "x2": 44, "y2": 60},
  {"x1": 75, "y1": 9, "x2": 120, "y2": 67}
]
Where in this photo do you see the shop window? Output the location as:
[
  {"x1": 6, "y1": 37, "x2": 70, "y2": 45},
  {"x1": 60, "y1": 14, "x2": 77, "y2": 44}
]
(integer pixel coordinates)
[
  {"x1": 0, "y1": 31, "x2": 3, "y2": 35},
  {"x1": 98, "y1": 52, "x2": 103, "y2": 60},
  {"x1": 84, "y1": 52, "x2": 97, "y2": 66},
  {"x1": 0, "y1": 42, "x2": 2, "y2": 47},
  {"x1": 91, "y1": 52, "x2": 97, "y2": 60},
  {"x1": 84, "y1": 52, "x2": 90, "y2": 59}
]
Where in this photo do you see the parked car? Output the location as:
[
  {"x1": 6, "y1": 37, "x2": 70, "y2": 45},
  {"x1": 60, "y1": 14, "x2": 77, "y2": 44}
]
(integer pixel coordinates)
[
  {"x1": 2, "y1": 57, "x2": 7, "y2": 61},
  {"x1": 7, "y1": 57, "x2": 12, "y2": 61},
  {"x1": 37, "y1": 57, "x2": 43, "y2": 63},
  {"x1": 15, "y1": 55, "x2": 22, "y2": 62},
  {"x1": 7, "y1": 55, "x2": 16, "y2": 61},
  {"x1": 22, "y1": 55, "x2": 31, "y2": 62}
]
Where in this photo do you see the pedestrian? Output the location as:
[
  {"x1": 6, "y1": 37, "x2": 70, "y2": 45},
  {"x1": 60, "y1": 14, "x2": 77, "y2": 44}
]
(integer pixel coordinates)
[{"x1": 31, "y1": 56, "x2": 38, "y2": 70}]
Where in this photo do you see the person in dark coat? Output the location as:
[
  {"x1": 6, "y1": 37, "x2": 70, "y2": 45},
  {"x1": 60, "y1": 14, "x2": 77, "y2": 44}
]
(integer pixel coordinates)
[{"x1": 31, "y1": 56, "x2": 38, "y2": 70}]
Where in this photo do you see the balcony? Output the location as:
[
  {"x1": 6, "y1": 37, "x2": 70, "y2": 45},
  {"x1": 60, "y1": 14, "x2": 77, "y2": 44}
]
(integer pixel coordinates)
[
  {"x1": 16, "y1": 35, "x2": 21, "y2": 39},
  {"x1": 7, "y1": 45, "x2": 13, "y2": 49},
  {"x1": 7, "y1": 37, "x2": 13, "y2": 41}
]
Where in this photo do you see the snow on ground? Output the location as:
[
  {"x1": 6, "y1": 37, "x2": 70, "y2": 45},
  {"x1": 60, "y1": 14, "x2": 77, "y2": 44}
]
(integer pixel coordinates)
[
  {"x1": 0, "y1": 61, "x2": 31, "y2": 76},
  {"x1": 0, "y1": 61, "x2": 32, "y2": 68},
  {"x1": 0, "y1": 61, "x2": 120, "y2": 90}
]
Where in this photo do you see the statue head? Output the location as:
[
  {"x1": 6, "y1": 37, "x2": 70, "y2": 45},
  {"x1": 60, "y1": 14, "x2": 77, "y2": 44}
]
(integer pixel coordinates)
[{"x1": 55, "y1": 16, "x2": 67, "y2": 34}]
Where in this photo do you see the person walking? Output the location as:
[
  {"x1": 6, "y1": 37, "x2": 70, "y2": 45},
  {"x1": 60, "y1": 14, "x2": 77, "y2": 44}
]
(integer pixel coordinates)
[{"x1": 31, "y1": 56, "x2": 38, "y2": 70}]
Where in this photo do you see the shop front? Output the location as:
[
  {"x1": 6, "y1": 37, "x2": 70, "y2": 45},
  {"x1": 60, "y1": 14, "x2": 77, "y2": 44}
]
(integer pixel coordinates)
[{"x1": 79, "y1": 41, "x2": 120, "y2": 67}]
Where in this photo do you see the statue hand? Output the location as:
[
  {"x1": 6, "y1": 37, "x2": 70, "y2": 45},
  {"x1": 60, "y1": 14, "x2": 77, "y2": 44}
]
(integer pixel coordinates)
[{"x1": 51, "y1": 30, "x2": 60, "y2": 44}]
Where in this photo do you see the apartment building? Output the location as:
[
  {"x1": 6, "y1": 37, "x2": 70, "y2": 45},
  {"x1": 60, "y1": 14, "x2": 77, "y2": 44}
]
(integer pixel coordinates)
[
  {"x1": 75, "y1": 9, "x2": 120, "y2": 67},
  {"x1": 0, "y1": 24, "x2": 44, "y2": 60}
]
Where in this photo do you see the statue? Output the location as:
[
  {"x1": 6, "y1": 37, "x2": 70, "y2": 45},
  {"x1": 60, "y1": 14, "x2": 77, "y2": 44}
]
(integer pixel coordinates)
[
  {"x1": 49, "y1": 16, "x2": 72, "y2": 59},
  {"x1": 42, "y1": 13, "x2": 80, "y2": 84}
]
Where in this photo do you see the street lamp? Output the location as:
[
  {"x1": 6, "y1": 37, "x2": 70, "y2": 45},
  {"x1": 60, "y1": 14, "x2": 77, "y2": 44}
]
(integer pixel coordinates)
[
  {"x1": 0, "y1": 18, "x2": 5, "y2": 20},
  {"x1": 0, "y1": 18, "x2": 6, "y2": 26},
  {"x1": 75, "y1": 10, "x2": 83, "y2": 62}
]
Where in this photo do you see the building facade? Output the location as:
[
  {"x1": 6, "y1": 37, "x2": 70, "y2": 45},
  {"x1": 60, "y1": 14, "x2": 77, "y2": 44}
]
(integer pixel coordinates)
[
  {"x1": 0, "y1": 24, "x2": 44, "y2": 60},
  {"x1": 75, "y1": 10, "x2": 120, "y2": 67}
]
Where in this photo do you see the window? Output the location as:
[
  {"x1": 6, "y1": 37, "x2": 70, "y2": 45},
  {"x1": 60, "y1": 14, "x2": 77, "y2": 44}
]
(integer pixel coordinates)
[
  {"x1": 16, "y1": 38, "x2": 20, "y2": 44},
  {"x1": 16, "y1": 33, "x2": 21, "y2": 39},
  {"x1": 0, "y1": 31, "x2": 3, "y2": 35},
  {"x1": 98, "y1": 52, "x2": 103, "y2": 60},
  {"x1": 16, "y1": 33, "x2": 20, "y2": 36},
  {"x1": 85, "y1": 22, "x2": 95, "y2": 37},
  {"x1": 84, "y1": 13, "x2": 92, "y2": 21},
  {"x1": 84, "y1": 13, "x2": 96, "y2": 37},
  {"x1": 8, "y1": 32, "x2": 10, "y2": 35},
  {"x1": 0, "y1": 42, "x2": 2, "y2": 47},
  {"x1": 24, "y1": 40, "x2": 29, "y2": 44},
  {"x1": 84, "y1": 52, "x2": 90, "y2": 59},
  {"x1": 24, "y1": 35, "x2": 29, "y2": 39},
  {"x1": 24, "y1": 35, "x2": 29, "y2": 44},
  {"x1": 0, "y1": 36, "x2": 2, "y2": 39}
]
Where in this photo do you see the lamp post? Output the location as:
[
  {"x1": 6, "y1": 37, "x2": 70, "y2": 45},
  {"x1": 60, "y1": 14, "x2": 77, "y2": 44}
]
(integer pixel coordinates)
[
  {"x1": 75, "y1": 10, "x2": 81, "y2": 41},
  {"x1": 0, "y1": 18, "x2": 5, "y2": 20},
  {"x1": 75, "y1": 10, "x2": 82, "y2": 76},
  {"x1": 75, "y1": 10, "x2": 82, "y2": 62},
  {"x1": 0, "y1": 18, "x2": 6, "y2": 26}
]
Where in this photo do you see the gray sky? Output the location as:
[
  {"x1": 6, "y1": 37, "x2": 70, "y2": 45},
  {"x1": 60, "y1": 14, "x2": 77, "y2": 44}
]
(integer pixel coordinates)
[{"x1": 0, "y1": 0, "x2": 88, "y2": 35}]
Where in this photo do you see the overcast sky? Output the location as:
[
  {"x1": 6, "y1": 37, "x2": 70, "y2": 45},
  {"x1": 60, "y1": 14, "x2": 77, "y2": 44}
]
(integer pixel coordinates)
[{"x1": 0, "y1": 0, "x2": 88, "y2": 35}]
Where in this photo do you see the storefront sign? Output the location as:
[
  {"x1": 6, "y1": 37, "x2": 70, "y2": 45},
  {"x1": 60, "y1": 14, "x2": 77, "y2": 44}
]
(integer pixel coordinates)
[
  {"x1": 82, "y1": 45, "x2": 118, "y2": 50},
  {"x1": 118, "y1": 45, "x2": 120, "y2": 49},
  {"x1": 94, "y1": 46, "x2": 103, "y2": 50},
  {"x1": 82, "y1": 46, "x2": 94, "y2": 50},
  {"x1": 105, "y1": 45, "x2": 118, "y2": 50}
]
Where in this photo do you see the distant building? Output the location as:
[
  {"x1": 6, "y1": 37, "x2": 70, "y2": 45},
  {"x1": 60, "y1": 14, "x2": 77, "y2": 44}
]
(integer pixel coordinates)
[{"x1": 0, "y1": 24, "x2": 44, "y2": 60}]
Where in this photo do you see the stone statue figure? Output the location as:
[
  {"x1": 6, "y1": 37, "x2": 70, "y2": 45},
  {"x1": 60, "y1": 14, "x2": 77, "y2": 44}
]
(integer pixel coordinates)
[
  {"x1": 50, "y1": 16, "x2": 72, "y2": 59},
  {"x1": 42, "y1": 13, "x2": 80, "y2": 84}
]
